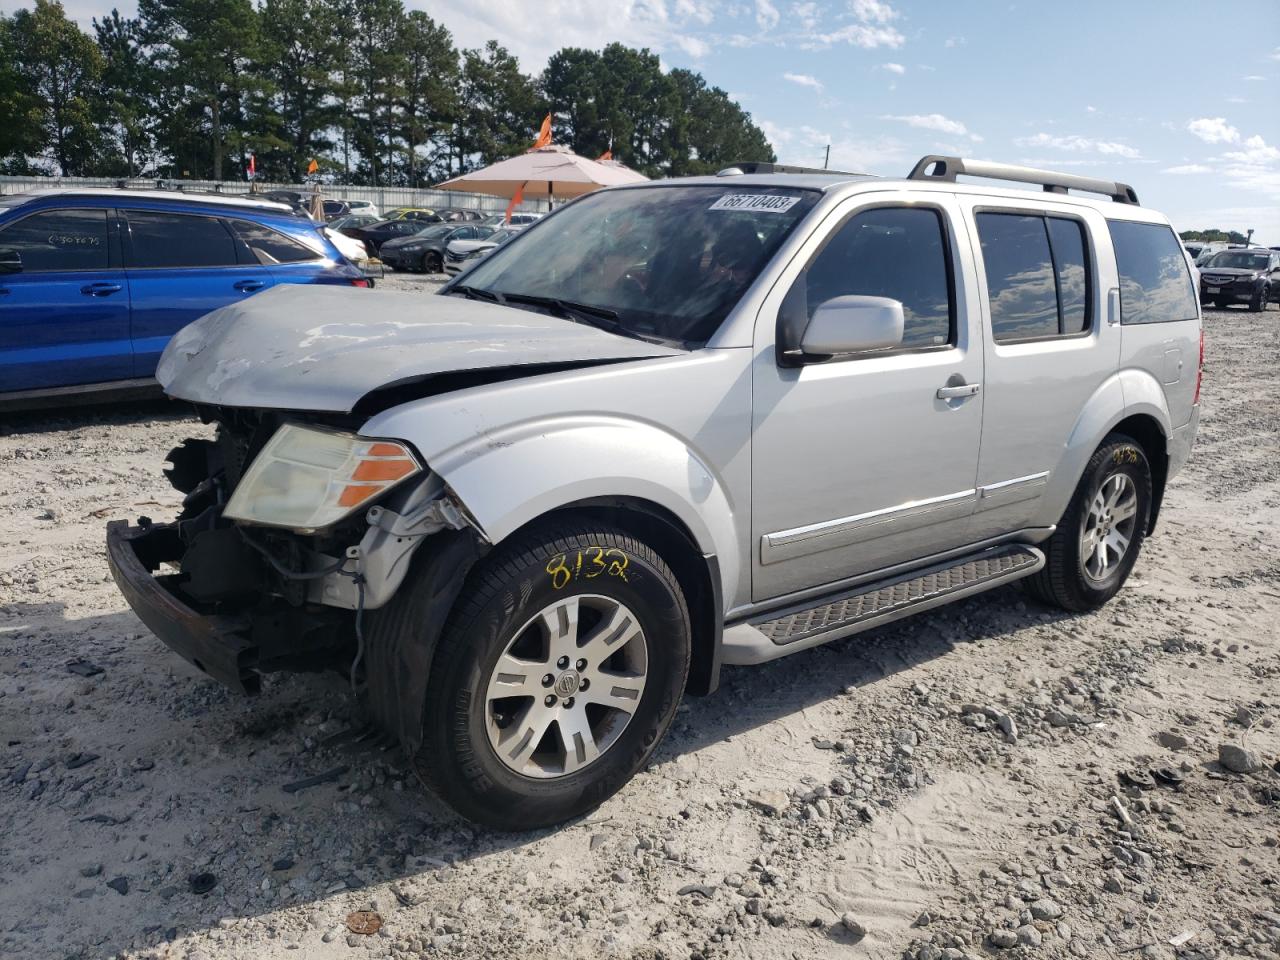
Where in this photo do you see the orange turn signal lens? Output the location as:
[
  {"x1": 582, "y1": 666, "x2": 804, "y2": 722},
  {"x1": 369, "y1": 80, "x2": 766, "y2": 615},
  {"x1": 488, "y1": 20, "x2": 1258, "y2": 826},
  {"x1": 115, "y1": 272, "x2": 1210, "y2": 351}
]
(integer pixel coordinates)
[{"x1": 351, "y1": 458, "x2": 417, "y2": 482}]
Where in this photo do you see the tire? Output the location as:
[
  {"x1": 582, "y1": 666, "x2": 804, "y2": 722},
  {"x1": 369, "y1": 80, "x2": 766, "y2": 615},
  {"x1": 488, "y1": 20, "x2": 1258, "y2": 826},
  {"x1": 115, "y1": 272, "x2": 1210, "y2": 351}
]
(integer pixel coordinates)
[
  {"x1": 1250, "y1": 284, "x2": 1268, "y2": 312},
  {"x1": 423, "y1": 251, "x2": 442, "y2": 274},
  {"x1": 1024, "y1": 435, "x2": 1152, "y2": 613},
  {"x1": 408, "y1": 519, "x2": 691, "y2": 830}
]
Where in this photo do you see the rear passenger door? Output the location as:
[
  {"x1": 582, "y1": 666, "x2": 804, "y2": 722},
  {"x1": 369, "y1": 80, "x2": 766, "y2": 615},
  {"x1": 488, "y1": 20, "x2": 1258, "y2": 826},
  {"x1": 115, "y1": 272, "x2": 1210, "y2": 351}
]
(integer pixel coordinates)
[
  {"x1": 961, "y1": 199, "x2": 1120, "y2": 539},
  {"x1": 0, "y1": 207, "x2": 132, "y2": 392},
  {"x1": 122, "y1": 208, "x2": 275, "y2": 377}
]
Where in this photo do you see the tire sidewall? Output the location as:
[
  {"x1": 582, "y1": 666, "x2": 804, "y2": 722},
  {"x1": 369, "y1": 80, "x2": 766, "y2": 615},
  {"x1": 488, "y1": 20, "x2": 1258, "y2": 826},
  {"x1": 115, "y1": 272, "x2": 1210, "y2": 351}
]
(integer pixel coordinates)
[
  {"x1": 1066, "y1": 440, "x2": 1151, "y2": 603},
  {"x1": 422, "y1": 530, "x2": 690, "y2": 828}
]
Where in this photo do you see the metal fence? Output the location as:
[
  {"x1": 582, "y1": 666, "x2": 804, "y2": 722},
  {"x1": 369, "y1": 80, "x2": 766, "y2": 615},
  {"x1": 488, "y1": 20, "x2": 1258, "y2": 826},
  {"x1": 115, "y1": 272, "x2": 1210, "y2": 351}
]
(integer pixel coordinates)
[{"x1": 0, "y1": 175, "x2": 549, "y2": 214}]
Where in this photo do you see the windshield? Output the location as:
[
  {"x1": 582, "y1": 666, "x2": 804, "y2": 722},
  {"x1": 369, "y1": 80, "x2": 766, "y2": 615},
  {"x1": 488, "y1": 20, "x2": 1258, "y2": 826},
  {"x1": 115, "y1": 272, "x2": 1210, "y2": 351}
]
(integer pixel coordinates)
[
  {"x1": 409, "y1": 225, "x2": 453, "y2": 240},
  {"x1": 1205, "y1": 251, "x2": 1268, "y2": 270},
  {"x1": 455, "y1": 185, "x2": 819, "y2": 345}
]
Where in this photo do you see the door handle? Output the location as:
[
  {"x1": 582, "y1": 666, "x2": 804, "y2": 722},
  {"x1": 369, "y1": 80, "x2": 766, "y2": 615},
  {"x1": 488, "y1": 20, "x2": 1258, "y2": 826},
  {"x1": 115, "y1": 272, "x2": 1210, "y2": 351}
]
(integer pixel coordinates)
[
  {"x1": 937, "y1": 382, "x2": 981, "y2": 399},
  {"x1": 80, "y1": 282, "x2": 123, "y2": 296},
  {"x1": 234, "y1": 279, "x2": 266, "y2": 292}
]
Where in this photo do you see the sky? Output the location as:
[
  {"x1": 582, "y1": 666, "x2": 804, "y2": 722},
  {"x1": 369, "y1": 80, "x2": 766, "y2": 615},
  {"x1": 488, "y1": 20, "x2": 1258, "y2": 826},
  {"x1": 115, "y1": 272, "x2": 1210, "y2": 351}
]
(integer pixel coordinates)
[{"x1": 37, "y1": 0, "x2": 1280, "y2": 243}]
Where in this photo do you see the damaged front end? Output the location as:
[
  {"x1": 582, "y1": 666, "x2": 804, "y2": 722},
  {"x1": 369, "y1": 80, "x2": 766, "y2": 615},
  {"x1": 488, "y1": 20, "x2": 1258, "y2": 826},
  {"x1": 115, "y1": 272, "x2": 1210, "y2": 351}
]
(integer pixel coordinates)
[{"x1": 106, "y1": 407, "x2": 478, "y2": 694}]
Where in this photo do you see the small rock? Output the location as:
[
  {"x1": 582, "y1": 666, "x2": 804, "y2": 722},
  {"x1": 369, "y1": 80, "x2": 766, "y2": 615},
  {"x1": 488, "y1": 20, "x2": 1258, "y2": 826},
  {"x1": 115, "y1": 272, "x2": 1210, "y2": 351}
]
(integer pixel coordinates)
[
  {"x1": 1030, "y1": 899, "x2": 1063, "y2": 920},
  {"x1": 106, "y1": 876, "x2": 129, "y2": 895},
  {"x1": 611, "y1": 868, "x2": 632, "y2": 884},
  {"x1": 1234, "y1": 705, "x2": 1257, "y2": 728},
  {"x1": 1157, "y1": 730, "x2": 1190, "y2": 751},
  {"x1": 989, "y1": 928, "x2": 1018, "y2": 948},
  {"x1": 677, "y1": 883, "x2": 716, "y2": 898},
  {"x1": 840, "y1": 913, "x2": 866, "y2": 941},
  {"x1": 748, "y1": 790, "x2": 790, "y2": 817},
  {"x1": 1016, "y1": 924, "x2": 1043, "y2": 947},
  {"x1": 1219, "y1": 743, "x2": 1263, "y2": 774},
  {"x1": 79, "y1": 864, "x2": 103, "y2": 878}
]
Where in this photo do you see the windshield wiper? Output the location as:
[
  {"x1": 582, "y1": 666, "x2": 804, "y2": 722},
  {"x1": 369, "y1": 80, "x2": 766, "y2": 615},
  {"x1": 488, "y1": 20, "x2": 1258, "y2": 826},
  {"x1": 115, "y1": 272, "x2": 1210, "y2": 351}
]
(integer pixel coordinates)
[
  {"x1": 498, "y1": 292, "x2": 619, "y2": 328},
  {"x1": 450, "y1": 284, "x2": 506, "y2": 304}
]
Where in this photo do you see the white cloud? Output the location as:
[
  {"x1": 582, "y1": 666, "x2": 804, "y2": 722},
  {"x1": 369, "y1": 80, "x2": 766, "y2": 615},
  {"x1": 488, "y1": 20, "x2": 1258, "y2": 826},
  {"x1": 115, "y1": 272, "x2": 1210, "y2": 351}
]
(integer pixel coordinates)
[
  {"x1": 782, "y1": 72, "x2": 823, "y2": 91},
  {"x1": 944, "y1": 35, "x2": 966, "y2": 48},
  {"x1": 756, "y1": 0, "x2": 780, "y2": 30},
  {"x1": 1086, "y1": 105, "x2": 1096, "y2": 113},
  {"x1": 850, "y1": 0, "x2": 899, "y2": 22},
  {"x1": 880, "y1": 62, "x2": 906, "y2": 74},
  {"x1": 1014, "y1": 132, "x2": 1141, "y2": 159},
  {"x1": 1271, "y1": 47, "x2": 1280, "y2": 61},
  {"x1": 1164, "y1": 164, "x2": 1212, "y2": 175},
  {"x1": 1242, "y1": 74, "x2": 1266, "y2": 81},
  {"x1": 800, "y1": 22, "x2": 905, "y2": 49},
  {"x1": 761, "y1": 120, "x2": 908, "y2": 174},
  {"x1": 675, "y1": 35, "x2": 711, "y2": 58},
  {"x1": 884, "y1": 113, "x2": 982, "y2": 142},
  {"x1": 1187, "y1": 117, "x2": 1240, "y2": 144},
  {"x1": 790, "y1": 1, "x2": 819, "y2": 28}
]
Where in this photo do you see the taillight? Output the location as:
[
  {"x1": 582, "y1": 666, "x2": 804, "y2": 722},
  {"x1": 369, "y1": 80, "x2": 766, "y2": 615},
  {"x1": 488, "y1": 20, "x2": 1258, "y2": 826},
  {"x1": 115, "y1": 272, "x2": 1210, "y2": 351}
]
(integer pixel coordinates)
[
  {"x1": 349, "y1": 278, "x2": 371, "y2": 288},
  {"x1": 1193, "y1": 328, "x2": 1204, "y2": 405}
]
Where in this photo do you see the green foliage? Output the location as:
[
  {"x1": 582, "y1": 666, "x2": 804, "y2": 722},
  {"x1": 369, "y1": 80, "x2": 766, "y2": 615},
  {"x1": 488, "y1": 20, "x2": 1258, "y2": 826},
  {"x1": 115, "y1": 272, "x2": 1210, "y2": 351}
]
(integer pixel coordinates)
[
  {"x1": 1179, "y1": 228, "x2": 1249, "y2": 245},
  {"x1": 0, "y1": 0, "x2": 775, "y2": 186}
]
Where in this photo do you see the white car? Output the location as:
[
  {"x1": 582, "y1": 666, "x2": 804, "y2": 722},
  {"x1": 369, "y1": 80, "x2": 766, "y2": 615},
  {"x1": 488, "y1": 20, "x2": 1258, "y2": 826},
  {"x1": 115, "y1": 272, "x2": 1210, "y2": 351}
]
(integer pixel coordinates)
[
  {"x1": 443, "y1": 227, "x2": 519, "y2": 275},
  {"x1": 481, "y1": 212, "x2": 543, "y2": 229},
  {"x1": 346, "y1": 199, "x2": 380, "y2": 218}
]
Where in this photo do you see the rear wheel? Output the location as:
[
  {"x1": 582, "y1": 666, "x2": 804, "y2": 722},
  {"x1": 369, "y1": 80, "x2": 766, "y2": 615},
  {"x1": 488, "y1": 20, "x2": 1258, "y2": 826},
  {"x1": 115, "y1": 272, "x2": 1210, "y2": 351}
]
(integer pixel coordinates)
[
  {"x1": 1025, "y1": 435, "x2": 1152, "y2": 612},
  {"x1": 409, "y1": 520, "x2": 691, "y2": 830},
  {"x1": 1250, "y1": 284, "x2": 1269, "y2": 312},
  {"x1": 423, "y1": 251, "x2": 442, "y2": 274}
]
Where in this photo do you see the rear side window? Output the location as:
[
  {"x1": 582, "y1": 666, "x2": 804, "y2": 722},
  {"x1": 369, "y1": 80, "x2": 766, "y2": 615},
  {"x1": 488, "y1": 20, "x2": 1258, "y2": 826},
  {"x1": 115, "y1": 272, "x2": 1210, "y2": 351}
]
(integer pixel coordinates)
[
  {"x1": 125, "y1": 211, "x2": 237, "y2": 268},
  {"x1": 229, "y1": 219, "x2": 322, "y2": 265},
  {"x1": 804, "y1": 206, "x2": 954, "y2": 349},
  {"x1": 1108, "y1": 221, "x2": 1198, "y2": 324},
  {"x1": 0, "y1": 208, "x2": 109, "y2": 272},
  {"x1": 976, "y1": 213, "x2": 1093, "y2": 343}
]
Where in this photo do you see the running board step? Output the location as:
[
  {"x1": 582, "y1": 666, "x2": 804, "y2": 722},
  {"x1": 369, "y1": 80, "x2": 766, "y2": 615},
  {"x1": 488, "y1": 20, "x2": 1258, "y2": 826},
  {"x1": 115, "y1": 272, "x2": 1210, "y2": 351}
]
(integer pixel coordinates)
[{"x1": 722, "y1": 544, "x2": 1044, "y2": 665}]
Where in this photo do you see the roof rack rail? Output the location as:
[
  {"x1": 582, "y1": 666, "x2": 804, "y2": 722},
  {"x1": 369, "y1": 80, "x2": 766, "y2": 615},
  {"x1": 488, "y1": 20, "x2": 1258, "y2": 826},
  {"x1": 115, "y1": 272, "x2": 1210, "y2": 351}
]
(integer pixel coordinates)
[
  {"x1": 717, "y1": 160, "x2": 869, "y2": 177},
  {"x1": 906, "y1": 155, "x2": 1139, "y2": 205}
]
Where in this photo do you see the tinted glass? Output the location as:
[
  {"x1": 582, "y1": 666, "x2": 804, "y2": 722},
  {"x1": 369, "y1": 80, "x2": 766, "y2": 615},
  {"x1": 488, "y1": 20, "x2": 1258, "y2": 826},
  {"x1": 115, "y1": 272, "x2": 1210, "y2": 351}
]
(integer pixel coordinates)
[
  {"x1": 0, "y1": 208, "x2": 109, "y2": 272},
  {"x1": 1204, "y1": 250, "x2": 1269, "y2": 271},
  {"x1": 126, "y1": 211, "x2": 237, "y2": 268},
  {"x1": 977, "y1": 213, "x2": 1058, "y2": 342},
  {"x1": 805, "y1": 206, "x2": 953, "y2": 349},
  {"x1": 1108, "y1": 221, "x2": 1198, "y2": 324},
  {"x1": 229, "y1": 219, "x2": 321, "y2": 264},
  {"x1": 1047, "y1": 217, "x2": 1090, "y2": 334},
  {"x1": 461, "y1": 186, "x2": 819, "y2": 345}
]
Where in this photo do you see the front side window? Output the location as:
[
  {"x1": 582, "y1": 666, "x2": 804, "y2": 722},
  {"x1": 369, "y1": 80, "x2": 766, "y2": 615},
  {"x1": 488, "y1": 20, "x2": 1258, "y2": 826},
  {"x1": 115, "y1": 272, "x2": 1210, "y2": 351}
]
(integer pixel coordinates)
[
  {"x1": 977, "y1": 212, "x2": 1093, "y2": 342},
  {"x1": 1108, "y1": 220, "x2": 1198, "y2": 324},
  {"x1": 125, "y1": 210, "x2": 238, "y2": 268},
  {"x1": 0, "y1": 208, "x2": 109, "y2": 272},
  {"x1": 458, "y1": 185, "x2": 820, "y2": 345},
  {"x1": 229, "y1": 219, "x2": 322, "y2": 265},
  {"x1": 802, "y1": 206, "x2": 954, "y2": 349}
]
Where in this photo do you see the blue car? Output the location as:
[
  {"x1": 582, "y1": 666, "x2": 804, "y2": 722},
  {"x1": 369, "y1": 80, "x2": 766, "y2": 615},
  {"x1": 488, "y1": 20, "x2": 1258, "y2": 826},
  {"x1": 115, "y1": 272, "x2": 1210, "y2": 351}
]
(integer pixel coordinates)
[{"x1": 0, "y1": 189, "x2": 369, "y2": 405}]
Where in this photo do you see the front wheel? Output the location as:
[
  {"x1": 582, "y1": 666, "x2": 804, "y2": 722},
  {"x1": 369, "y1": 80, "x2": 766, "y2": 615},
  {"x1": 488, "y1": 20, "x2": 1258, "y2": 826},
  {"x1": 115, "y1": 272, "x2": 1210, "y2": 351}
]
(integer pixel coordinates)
[
  {"x1": 423, "y1": 251, "x2": 442, "y2": 274},
  {"x1": 410, "y1": 521, "x2": 691, "y2": 830},
  {"x1": 1025, "y1": 435, "x2": 1152, "y2": 612},
  {"x1": 1250, "y1": 284, "x2": 1268, "y2": 312}
]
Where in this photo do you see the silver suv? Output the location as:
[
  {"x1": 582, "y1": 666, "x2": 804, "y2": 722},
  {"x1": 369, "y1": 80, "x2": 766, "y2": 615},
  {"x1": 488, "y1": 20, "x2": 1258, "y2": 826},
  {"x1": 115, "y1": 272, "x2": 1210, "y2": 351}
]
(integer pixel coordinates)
[{"x1": 107, "y1": 156, "x2": 1202, "y2": 829}]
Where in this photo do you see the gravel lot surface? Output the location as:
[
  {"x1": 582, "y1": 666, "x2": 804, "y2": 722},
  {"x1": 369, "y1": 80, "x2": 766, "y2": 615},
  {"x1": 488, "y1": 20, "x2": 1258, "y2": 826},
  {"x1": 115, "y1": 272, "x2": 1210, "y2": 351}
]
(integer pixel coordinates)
[{"x1": 1, "y1": 304, "x2": 1277, "y2": 960}]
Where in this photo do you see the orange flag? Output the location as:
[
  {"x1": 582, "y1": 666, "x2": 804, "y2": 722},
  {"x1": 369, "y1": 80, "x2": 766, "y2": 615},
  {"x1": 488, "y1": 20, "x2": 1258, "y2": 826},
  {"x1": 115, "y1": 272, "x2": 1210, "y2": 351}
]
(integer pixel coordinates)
[
  {"x1": 306, "y1": 158, "x2": 319, "y2": 174},
  {"x1": 505, "y1": 181, "x2": 526, "y2": 223},
  {"x1": 597, "y1": 149, "x2": 612, "y2": 161},
  {"x1": 532, "y1": 113, "x2": 552, "y2": 149}
]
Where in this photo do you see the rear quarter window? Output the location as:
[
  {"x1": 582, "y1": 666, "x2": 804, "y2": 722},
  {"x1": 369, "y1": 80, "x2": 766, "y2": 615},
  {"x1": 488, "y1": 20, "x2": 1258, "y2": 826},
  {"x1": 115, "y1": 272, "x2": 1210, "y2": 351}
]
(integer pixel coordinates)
[{"x1": 1108, "y1": 221, "x2": 1198, "y2": 324}]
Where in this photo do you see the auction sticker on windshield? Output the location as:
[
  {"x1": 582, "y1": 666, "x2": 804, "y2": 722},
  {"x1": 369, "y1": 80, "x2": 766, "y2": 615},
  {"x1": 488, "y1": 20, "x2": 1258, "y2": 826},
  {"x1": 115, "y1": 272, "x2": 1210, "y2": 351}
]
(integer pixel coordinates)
[{"x1": 709, "y1": 194, "x2": 801, "y2": 213}]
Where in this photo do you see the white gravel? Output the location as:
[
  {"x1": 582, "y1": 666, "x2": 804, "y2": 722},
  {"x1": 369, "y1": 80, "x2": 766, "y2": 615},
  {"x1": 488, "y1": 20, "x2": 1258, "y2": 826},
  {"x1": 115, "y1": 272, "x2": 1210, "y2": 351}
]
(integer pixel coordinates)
[{"x1": 0, "y1": 306, "x2": 1277, "y2": 960}]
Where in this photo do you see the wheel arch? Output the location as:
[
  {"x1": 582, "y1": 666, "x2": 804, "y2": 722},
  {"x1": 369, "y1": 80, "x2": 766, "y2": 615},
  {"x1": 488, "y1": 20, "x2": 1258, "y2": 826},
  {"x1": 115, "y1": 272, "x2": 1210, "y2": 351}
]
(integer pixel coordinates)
[
  {"x1": 1107, "y1": 412, "x2": 1169, "y2": 534},
  {"x1": 502, "y1": 497, "x2": 724, "y2": 697}
]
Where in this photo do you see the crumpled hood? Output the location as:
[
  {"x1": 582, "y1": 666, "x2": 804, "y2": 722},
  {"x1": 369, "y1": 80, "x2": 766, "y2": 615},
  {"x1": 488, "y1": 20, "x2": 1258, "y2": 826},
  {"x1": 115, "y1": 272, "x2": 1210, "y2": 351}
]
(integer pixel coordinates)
[{"x1": 157, "y1": 284, "x2": 682, "y2": 413}]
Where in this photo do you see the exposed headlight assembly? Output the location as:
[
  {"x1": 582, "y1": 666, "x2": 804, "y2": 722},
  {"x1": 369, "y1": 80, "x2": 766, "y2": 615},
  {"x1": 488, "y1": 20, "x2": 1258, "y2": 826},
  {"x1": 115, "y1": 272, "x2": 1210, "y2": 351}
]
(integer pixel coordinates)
[{"x1": 224, "y1": 424, "x2": 421, "y2": 532}]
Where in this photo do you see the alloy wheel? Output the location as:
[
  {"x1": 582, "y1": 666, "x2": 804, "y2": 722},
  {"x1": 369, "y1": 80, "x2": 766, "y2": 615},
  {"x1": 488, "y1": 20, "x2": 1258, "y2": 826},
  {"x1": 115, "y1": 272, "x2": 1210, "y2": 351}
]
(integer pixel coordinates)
[
  {"x1": 484, "y1": 594, "x2": 648, "y2": 779},
  {"x1": 1080, "y1": 473, "x2": 1139, "y2": 582}
]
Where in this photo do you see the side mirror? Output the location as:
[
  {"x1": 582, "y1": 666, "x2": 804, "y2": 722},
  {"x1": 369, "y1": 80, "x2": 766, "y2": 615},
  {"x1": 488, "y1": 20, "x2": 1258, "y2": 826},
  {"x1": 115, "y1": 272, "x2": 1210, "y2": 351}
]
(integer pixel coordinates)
[
  {"x1": 0, "y1": 249, "x2": 21, "y2": 274},
  {"x1": 800, "y1": 295, "x2": 904, "y2": 357}
]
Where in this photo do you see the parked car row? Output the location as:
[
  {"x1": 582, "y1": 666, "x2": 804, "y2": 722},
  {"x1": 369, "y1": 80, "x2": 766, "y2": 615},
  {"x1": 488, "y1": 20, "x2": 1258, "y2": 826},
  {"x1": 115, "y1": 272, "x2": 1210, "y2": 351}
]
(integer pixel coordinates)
[{"x1": 0, "y1": 189, "x2": 369, "y2": 403}]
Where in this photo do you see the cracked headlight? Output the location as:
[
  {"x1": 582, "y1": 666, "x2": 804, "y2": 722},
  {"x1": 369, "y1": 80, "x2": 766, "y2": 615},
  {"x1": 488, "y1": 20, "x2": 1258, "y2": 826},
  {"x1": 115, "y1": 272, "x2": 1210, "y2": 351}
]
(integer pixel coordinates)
[{"x1": 224, "y1": 424, "x2": 421, "y2": 532}]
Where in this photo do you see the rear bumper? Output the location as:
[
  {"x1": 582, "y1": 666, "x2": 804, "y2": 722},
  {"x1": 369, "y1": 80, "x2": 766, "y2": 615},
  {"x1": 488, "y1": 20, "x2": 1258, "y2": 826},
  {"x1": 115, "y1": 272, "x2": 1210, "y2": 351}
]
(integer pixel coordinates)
[{"x1": 106, "y1": 520, "x2": 259, "y2": 694}]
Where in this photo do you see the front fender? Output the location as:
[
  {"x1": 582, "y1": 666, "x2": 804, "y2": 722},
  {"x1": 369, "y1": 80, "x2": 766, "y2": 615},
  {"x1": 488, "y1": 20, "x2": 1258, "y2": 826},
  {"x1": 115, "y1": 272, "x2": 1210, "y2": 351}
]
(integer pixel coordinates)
[{"x1": 406, "y1": 414, "x2": 741, "y2": 608}]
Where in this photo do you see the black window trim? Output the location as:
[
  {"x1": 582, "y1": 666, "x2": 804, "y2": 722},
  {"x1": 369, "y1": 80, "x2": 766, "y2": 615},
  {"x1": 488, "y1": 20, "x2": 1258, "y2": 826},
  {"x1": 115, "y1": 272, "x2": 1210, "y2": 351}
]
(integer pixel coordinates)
[
  {"x1": 120, "y1": 207, "x2": 258, "y2": 272},
  {"x1": 0, "y1": 205, "x2": 119, "y2": 273},
  {"x1": 1106, "y1": 219, "x2": 1199, "y2": 325},
  {"x1": 778, "y1": 200, "x2": 960, "y2": 366},
  {"x1": 972, "y1": 205, "x2": 1096, "y2": 347}
]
